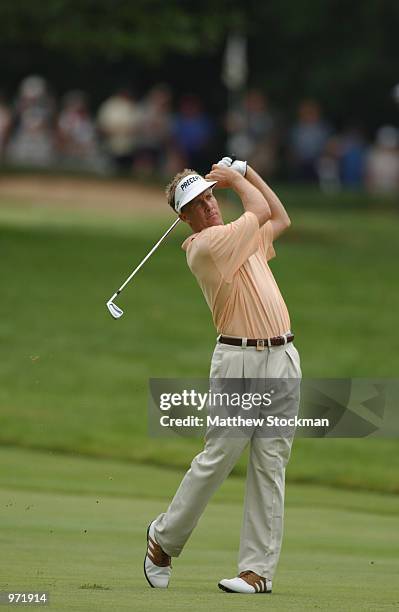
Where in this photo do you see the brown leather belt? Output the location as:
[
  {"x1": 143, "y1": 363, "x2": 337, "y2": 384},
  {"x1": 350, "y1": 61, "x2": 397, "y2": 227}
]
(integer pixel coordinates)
[{"x1": 219, "y1": 333, "x2": 294, "y2": 350}]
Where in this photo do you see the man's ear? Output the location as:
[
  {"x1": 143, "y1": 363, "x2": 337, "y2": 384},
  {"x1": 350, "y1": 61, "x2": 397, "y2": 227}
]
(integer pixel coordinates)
[{"x1": 179, "y1": 212, "x2": 189, "y2": 224}]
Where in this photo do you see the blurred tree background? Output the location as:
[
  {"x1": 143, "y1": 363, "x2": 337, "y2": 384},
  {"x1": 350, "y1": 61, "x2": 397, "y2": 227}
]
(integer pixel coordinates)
[{"x1": 1, "y1": 0, "x2": 399, "y2": 131}]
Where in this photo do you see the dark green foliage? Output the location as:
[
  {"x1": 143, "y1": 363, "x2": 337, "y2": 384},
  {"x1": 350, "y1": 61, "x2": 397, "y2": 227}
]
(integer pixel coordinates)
[{"x1": 1, "y1": 1, "x2": 399, "y2": 125}]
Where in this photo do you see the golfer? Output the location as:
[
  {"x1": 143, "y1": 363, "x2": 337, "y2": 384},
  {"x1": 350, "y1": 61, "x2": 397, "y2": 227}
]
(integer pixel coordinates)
[{"x1": 144, "y1": 156, "x2": 301, "y2": 594}]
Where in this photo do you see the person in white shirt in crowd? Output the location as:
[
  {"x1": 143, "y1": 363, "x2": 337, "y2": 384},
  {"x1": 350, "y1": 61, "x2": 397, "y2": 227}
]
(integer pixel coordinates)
[
  {"x1": 366, "y1": 125, "x2": 399, "y2": 194},
  {"x1": 97, "y1": 88, "x2": 142, "y2": 174},
  {"x1": 7, "y1": 75, "x2": 55, "y2": 167}
]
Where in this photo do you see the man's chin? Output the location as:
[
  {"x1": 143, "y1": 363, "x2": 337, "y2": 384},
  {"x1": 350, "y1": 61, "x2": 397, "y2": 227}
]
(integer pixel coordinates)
[{"x1": 205, "y1": 216, "x2": 223, "y2": 227}]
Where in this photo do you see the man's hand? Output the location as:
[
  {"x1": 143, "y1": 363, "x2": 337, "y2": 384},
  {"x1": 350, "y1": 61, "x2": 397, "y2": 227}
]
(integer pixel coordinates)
[
  {"x1": 217, "y1": 155, "x2": 247, "y2": 177},
  {"x1": 205, "y1": 164, "x2": 244, "y2": 189}
]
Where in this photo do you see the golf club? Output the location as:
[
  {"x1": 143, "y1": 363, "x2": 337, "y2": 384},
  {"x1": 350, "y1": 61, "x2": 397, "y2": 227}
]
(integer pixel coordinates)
[{"x1": 106, "y1": 217, "x2": 181, "y2": 319}]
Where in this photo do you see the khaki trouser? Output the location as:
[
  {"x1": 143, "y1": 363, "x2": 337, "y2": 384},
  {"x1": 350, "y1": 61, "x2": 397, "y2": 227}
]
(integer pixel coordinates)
[{"x1": 154, "y1": 338, "x2": 301, "y2": 580}]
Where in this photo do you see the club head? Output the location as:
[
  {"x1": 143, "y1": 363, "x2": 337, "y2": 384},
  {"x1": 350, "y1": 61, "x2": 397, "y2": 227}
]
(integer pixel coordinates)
[{"x1": 107, "y1": 301, "x2": 124, "y2": 319}]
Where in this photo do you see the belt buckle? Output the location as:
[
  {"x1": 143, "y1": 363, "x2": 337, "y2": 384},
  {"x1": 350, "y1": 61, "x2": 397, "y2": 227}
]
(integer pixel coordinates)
[{"x1": 256, "y1": 339, "x2": 265, "y2": 351}]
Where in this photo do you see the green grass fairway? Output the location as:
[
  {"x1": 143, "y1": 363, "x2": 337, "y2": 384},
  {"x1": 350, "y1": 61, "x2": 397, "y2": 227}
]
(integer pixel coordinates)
[
  {"x1": 0, "y1": 191, "x2": 399, "y2": 492},
  {"x1": 1, "y1": 189, "x2": 399, "y2": 492},
  {"x1": 1, "y1": 447, "x2": 399, "y2": 611},
  {"x1": 1, "y1": 183, "x2": 399, "y2": 610}
]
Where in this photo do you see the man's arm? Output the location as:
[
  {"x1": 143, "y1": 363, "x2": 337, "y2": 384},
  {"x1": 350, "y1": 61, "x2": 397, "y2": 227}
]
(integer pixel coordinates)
[
  {"x1": 205, "y1": 164, "x2": 271, "y2": 227},
  {"x1": 245, "y1": 165, "x2": 291, "y2": 239}
]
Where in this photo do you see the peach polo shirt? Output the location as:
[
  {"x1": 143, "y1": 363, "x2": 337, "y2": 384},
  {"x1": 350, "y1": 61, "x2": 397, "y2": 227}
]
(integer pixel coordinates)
[{"x1": 181, "y1": 211, "x2": 291, "y2": 338}]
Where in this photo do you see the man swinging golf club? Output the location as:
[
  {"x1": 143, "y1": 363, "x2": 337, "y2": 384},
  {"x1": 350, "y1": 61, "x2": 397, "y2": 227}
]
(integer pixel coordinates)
[{"x1": 144, "y1": 156, "x2": 301, "y2": 594}]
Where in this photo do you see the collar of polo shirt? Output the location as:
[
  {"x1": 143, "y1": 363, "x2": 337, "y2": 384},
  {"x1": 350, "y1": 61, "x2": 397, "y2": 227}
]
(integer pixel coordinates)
[{"x1": 174, "y1": 174, "x2": 217, "y2": 214}]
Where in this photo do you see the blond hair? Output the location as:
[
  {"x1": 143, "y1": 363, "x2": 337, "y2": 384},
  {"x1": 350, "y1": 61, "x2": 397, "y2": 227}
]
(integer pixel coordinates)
[{"x1": 165, "y1": 168, "x2": 198, "y2": 211}]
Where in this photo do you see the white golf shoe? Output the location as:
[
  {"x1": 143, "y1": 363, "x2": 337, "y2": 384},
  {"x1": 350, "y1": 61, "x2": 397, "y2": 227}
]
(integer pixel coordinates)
[
  {"x1": 218, "y1": 570, "x2": 272, "y2": 594},
  {"x1": 144, "y1": 521, "x2": 172, "y2": 588}
]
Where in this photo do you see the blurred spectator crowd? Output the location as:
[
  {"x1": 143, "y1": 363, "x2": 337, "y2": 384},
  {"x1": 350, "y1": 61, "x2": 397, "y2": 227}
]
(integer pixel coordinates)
[{"x1": 1, "y1": 74, "x2": 399, "y2": 193}]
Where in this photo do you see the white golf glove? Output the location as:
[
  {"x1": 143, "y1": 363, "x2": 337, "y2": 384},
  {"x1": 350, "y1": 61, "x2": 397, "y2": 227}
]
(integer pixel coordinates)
[{"x1": 217, "y1": 155, "x2": 247, "y2": 177}]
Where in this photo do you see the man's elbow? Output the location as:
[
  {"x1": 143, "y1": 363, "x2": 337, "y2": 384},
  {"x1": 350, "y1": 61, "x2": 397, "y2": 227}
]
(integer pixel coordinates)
[
  {"x1": 277, "y1": 212, "x2": 291, "y2": 232},
  {"x1": 270, "y1": 215, "x2": 291, "y2": 238},
  {"x1": 278, "y1": 216, "x2": 291, "y2": 236},
  {"x1": 257, "y1": 208, "x2": 271, "y2": 227}
]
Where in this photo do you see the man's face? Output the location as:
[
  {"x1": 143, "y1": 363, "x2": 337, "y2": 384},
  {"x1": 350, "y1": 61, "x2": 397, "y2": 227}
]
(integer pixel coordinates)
[{"x1": 179, "y1": 188, "x2": 223, "y2": 232}]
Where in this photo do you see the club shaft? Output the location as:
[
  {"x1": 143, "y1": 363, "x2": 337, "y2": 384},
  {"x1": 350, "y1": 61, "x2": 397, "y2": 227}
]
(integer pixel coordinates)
[{"x1": 112, "y1": 217, "x2": 180, "y2": 297}]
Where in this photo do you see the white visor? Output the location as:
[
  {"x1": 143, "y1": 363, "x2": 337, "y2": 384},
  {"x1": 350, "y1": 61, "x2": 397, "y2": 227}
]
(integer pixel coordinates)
[{"x1": 174, "y1": 174, "x2": 217, "y2": 213}]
